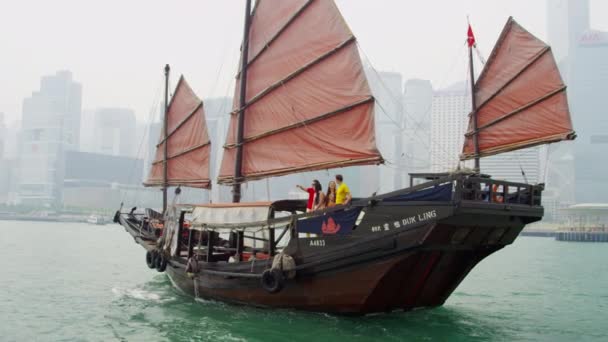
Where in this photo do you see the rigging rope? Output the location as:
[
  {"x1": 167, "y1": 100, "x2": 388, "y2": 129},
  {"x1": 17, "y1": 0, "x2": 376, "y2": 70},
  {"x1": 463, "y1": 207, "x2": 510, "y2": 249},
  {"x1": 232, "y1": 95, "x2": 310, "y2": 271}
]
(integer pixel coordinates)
[
  {"x1": 358, "y1": 42, "x2": 469, "y2": 171},
  {"x1": 120, "y1": 76, "x2": 164, "y2": 207}
]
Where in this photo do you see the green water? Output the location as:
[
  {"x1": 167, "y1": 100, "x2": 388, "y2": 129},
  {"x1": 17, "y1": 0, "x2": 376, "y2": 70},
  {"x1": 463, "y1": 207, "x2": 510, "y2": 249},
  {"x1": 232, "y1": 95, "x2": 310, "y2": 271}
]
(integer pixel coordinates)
[{"x1": 0, "y1": 221, "x2": 606, "y2": 341}]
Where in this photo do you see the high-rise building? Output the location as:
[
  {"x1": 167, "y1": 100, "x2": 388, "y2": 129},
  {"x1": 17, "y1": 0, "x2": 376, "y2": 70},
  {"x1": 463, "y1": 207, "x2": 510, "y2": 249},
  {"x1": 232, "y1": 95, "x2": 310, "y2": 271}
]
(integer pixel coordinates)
[
  {"x1": 205, "y1": 97, "x2": 233, "y2": 203},
  {"x1": 367, "y1": 70, "x2": 403, "y2": 193},
  {"x1": 569, "y1": 29, "x2": 608, "y2": 203},
  {"x1": 0, "y1": 113, "x2": 7, "y2": 203},
  {"x1": 429, "y1": 82, "x2": 470, "y2": 173},
  {"x1": 481, "y1": 148, "x2": 541, "y2": 184},
  {"x1": 547, "y1": 0, "x2": 590, "y2": 67},
  {"x1": 403, "y1": 79, "x2": 433, "y2": 181},
  {"x1": 91, "y1": 108, "x2": 136, "y2": 157},
  {"x1": 543, "y1": 0, "x2": 594, "y2": 214},
  {"x1": 0, "y1": 112, "x2": 5, "y2": 159},
  {"x1": 17, "y1": 71, "x2": 82, "y2": 207}
]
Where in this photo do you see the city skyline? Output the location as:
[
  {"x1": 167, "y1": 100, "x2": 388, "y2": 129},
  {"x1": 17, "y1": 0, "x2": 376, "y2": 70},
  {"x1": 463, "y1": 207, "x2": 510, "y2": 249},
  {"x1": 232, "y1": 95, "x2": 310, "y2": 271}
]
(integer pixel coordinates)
[
  {"x1": 1, "y1": 0, "x2": 606, "y2": 213},
  {"x1": 3, "y1": 0, "x2": 608, "y2": 125}
]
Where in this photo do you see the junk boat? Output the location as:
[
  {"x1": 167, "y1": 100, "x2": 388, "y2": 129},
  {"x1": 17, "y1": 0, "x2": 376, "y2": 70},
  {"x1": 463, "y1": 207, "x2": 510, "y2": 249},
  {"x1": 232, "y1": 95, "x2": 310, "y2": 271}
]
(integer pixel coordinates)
[{"x1": 115, "y1": 0, "x2": 575, "y2": 314}]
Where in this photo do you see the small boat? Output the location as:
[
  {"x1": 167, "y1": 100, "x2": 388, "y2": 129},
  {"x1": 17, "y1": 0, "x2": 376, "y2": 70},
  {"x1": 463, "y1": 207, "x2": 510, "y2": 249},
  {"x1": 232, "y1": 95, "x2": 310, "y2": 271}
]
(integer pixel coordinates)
[
  {"x1": 86, "y1": 215, "x2": 105, "y2": 225},
  {"x1": 115, "y1": 0, "x2": 575, "y2": 314}
]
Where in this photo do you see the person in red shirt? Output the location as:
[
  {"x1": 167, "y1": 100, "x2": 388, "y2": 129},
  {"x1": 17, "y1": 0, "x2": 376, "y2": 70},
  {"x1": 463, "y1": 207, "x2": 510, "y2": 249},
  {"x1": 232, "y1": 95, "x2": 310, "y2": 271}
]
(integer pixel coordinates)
[{"x1": 297, "y1": 180, "x2": 322, "y2": 212}]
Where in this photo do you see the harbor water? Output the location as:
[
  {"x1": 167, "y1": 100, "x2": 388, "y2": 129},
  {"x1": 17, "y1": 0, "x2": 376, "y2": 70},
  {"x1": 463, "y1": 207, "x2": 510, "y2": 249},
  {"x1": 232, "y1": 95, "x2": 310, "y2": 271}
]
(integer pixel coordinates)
[{"x1": 0, "y1": 220, "x2": 606, "y2": 341}]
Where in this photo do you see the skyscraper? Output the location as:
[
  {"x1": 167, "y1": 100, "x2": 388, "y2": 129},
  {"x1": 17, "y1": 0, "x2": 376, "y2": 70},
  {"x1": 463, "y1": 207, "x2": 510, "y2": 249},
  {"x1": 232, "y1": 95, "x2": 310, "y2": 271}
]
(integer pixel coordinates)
[
  {"x1": 429, "y1": 82, "x2": 470, "y2": 173},
  {"x1": 0, "y1": 113, "x2": 7, "y2": 203},
  {"x1": 17, "y1": 71, "x2": 82, "y2": 206},
  {"x1": 403, "y1": 79, "x2": 433, "y2": 181},
  {"x1": 547, "y1": 0, "x2": 608, "y2": 204},
  {"x1": 91, "y1": 108, "x2": 137, "y2": 157},
  {"x1": 481, "y1": 148, "x2": 542, "y2": 184},
  {"x1": 0, "y1": 112, "x2": 5, "y2": 159},
  {"x1": 367, "y1": 70, "x2": 403, "y2": 193},
  {"x1": 546, "y1": 0, "x2": 590, "y2": 77},
  {"x1": 569, "y1": 31, "x2": 608, "y2": 203}
]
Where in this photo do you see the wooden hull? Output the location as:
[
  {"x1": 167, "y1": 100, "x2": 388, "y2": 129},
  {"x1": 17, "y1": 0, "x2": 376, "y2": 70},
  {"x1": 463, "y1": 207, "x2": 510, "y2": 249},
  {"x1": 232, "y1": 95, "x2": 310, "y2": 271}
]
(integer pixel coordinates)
[{"x1": 119, "y1": 197, "x2": 538, "y2": 314}]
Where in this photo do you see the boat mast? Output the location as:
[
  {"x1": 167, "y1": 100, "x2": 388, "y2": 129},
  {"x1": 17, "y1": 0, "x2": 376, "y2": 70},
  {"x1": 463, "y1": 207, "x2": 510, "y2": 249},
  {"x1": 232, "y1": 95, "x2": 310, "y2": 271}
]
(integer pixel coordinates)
[
  {"x1": 233, "y1": 0, "x2": 252, "y2": 203},
  {"x1": 163, "y1": 64, "x2": 170, "y2": 213},
  {"x1": 468, "y1": 38, "x2": 480, "y2": 172}
]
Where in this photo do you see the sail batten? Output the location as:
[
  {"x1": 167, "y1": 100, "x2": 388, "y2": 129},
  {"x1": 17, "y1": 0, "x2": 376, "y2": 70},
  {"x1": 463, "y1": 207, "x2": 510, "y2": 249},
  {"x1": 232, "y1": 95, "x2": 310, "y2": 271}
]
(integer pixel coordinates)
[
  {"x1": 466, "y1": 85, "x2": 567, "y2": 136},
  {"x1": 462, "y1": 17, "x2": 575, "y2": 160},
  {"x1": 218, "y1": 0, "x2": 382, "y2": 185},
  {"x1": 225, "y1": 96, "x2": 374, "y2": 148},
  {"x1": 151, "y1": 142, "x2": 211, "y2": 163},
  {"x1": 238, "y1": 0, "x2": 314, "y2": 76},
  {"x1": 230, "y1": 35, "x2": 356, "y2": 116},
  {"x1": 474, "y1": 46, "x2": 550, "y2": 113},
  {"x1": 157, "y1": 102, "x2": 204, "y2": 146},
  {"x1": 145, "y1": 76, "x2": 211, "y2": 189}
]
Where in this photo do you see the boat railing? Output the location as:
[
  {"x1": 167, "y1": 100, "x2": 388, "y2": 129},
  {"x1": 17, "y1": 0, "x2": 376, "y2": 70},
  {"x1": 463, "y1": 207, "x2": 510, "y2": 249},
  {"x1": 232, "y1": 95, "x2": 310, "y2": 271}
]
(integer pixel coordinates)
[{"x1": 456, "y1": 176, "x2": 543, "y2": 206}]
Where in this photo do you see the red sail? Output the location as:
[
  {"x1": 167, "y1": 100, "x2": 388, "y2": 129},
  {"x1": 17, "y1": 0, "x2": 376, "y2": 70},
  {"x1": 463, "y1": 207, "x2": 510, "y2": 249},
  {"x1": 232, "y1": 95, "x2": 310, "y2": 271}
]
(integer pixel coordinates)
[
  {"x1": 217, "y1": 0, "x2": 383, "y2": 185},
  {"x1": 145, "y1": 76, "x2": 211, "y2": 189},
  {"x1": 462, "y1": 17, "x2": 575, "y2": 160}
]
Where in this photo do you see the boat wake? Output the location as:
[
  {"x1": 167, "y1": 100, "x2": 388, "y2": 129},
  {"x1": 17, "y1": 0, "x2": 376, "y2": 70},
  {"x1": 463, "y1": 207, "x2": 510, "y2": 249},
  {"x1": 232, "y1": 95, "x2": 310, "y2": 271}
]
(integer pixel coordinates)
[{"x1": 111, "y1": 286, "x2": 171, "y2": 303}]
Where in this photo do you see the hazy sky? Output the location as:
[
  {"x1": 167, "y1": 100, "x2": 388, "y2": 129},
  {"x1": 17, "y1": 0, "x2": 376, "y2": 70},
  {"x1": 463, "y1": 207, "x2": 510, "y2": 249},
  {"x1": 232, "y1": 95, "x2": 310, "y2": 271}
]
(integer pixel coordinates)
[{"x1": 2, "y1": 0, "x2": 608, "y2": 124}]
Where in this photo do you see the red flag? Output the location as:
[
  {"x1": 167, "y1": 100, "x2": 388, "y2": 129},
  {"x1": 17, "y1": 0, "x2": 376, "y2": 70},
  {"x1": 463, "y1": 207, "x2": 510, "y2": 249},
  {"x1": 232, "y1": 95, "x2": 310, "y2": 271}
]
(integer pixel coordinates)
[{"x1": 467, "y1": 24, "x2": 476, "y2": 47}]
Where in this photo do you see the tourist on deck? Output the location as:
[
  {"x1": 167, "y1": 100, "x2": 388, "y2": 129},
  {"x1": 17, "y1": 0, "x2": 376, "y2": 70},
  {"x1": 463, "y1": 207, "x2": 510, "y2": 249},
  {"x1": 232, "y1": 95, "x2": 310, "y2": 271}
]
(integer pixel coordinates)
[
  {"x1": 325, "y1": 181, "x2": 337, "y2": 207},
  {"x1": 313, "y1": 181, "x2": 326, "y2": 211},
  {"x1": 335, "y1": 174, "x2": 352, "y2": 205},
  {"x1": 297, "y1": 180, "x2": 321, "y2": 212}
]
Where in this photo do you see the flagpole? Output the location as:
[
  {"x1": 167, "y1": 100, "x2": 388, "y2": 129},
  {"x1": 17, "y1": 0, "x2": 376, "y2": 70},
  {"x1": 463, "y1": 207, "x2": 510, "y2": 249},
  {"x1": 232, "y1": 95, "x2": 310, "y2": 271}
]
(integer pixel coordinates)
[{"x1": 468, "y1": 23, "x2": 481, "y2": 172}]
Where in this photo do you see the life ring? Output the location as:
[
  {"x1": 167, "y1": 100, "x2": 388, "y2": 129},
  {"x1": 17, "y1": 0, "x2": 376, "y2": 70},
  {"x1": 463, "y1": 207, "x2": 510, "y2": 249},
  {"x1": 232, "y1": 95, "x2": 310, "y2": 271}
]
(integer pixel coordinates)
[
  {"x1": 492, "y1": 184, "x2": 504, "y2": 203},
  {"x1": 156, "y1": 253, "x2": 168, "y2": 272},
  {"x1": 145, "y1": 250, "x2": 157, "y2": 269},
  {"x1": 261, "y1": 268, "x2": 284, "y2": 294}
]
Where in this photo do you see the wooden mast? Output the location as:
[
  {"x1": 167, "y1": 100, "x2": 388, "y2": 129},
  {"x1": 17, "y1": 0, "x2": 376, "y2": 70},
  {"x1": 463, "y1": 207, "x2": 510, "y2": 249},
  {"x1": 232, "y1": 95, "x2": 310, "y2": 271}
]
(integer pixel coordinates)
[
  {"x1": 468, "y1": 39, "x2": 480, "y2": 171},
  {"x1": 163, "y1": 64, "x2": 170, "y2": 213},
  {"x1": 233, "y1": 0, "x2": 252, "y2": 203}
]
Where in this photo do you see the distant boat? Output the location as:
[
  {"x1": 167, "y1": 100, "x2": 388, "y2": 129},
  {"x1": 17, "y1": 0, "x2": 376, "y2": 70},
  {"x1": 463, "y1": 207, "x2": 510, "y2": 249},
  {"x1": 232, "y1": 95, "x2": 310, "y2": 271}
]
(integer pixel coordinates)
[
  {"x1": 115, "y1": 1, "x2": 575, "y2": 314},
  {"x1": 86, "y1": 215, "x2": 105, "y2": 225}
]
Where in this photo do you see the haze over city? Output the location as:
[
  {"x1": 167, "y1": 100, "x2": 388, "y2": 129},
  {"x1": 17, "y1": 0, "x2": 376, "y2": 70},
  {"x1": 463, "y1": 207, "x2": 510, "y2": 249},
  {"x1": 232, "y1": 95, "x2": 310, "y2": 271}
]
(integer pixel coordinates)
[
  {"x1": 2, "y1": 0, "x2": 608, "y2": 123},
  {"x1": 1, "y1": 0, "x2": 607, "y2": 217},
  {"x1": 2, "y1": 2, "x2": 608, "y2": 341}
]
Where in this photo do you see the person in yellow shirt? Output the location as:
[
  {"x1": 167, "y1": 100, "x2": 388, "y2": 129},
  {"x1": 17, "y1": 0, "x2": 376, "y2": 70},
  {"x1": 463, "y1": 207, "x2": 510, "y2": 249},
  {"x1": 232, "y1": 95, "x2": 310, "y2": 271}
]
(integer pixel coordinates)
[{"x1": 335, "y1": 174, "x2": 352, "y2": 205}]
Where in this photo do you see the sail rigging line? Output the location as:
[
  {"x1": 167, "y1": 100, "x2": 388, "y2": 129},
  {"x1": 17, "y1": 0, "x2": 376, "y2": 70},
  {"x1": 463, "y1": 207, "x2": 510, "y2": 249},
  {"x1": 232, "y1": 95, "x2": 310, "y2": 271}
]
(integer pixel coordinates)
[
  {"x1": 474, "y1": 46, "x2": 486, "y2": 65},
  {"x1": 541, "y1": 144, "x2": 551, "y2": 184},
  {"x1": 121, "y1": 76, "x2": 164, "y2": 207},
  {"x1": 357, "y1": 43, "x2": 464, "y2": 169},
  {"x1": 377, "y1": 94, "x2": 455, "y2": 170},
  {"x1": 374, "y1": 99, "x2": 456, "y2": 171}
]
